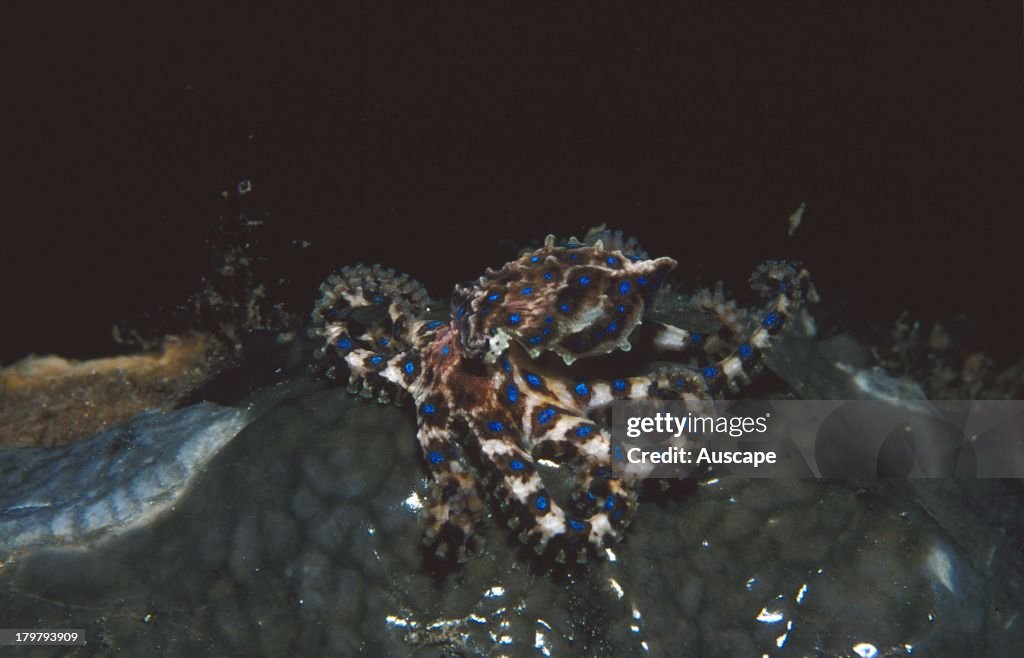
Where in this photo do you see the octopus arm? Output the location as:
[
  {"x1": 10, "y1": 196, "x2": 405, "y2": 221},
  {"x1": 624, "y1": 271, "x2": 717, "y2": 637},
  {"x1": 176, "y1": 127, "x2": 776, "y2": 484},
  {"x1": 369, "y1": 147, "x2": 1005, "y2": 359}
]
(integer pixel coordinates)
[{"x1": 416, "y1": 420, "x2": 486, "y2": 562}]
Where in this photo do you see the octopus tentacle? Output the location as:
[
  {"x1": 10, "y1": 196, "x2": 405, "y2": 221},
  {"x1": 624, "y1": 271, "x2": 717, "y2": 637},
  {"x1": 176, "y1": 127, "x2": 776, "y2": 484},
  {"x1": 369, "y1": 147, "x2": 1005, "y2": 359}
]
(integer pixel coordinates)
[
  {"x1": 311, "y1": 264, "x2": 430, "y2": 378},
  {"x1": 417, "y1": 422, "x2": 486, "y2": 561}
]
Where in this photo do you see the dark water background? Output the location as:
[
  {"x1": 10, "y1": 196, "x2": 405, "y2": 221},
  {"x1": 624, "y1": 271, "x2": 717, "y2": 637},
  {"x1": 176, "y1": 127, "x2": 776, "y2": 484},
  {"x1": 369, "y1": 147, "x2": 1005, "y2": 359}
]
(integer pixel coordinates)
[{"x1": 3, "y1": 5, "x2": 1021, "y2": 364}]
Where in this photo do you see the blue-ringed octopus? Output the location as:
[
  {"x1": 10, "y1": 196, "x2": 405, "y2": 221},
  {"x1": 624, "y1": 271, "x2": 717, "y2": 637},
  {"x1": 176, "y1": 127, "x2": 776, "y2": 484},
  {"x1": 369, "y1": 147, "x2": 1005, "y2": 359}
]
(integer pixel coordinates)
[{"x1": 311, "y1": 231, "x2": 811, "y2": 564}]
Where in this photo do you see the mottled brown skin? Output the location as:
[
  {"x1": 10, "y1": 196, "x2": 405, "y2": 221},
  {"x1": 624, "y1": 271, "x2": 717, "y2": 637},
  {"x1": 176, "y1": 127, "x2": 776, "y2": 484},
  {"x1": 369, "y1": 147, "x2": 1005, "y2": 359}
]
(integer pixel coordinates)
[{"x1": 312, "y1": 234, "x2": 811, "y2": 563}]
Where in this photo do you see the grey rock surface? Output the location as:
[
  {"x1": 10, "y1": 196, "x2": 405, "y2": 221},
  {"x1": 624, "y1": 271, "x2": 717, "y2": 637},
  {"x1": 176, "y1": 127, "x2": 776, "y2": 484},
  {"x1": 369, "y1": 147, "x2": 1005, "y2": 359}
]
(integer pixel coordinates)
[{"x1": 0, "y1": 381, "x2": 1020, "y2": 657}]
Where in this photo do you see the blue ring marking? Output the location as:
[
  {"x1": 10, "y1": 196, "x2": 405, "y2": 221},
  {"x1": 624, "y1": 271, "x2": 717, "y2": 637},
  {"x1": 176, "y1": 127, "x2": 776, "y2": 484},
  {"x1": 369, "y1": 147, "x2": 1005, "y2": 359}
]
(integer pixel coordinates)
[
  {"x1": 544, "y1": 271, "x2": 553, "y2": 280},
  {"x1": 337, "y1": 337, "x2": 352, "y2": 349},
  {"x1": 373, "y1": 294, "x2": 386, "y2": 304},
  {"x1": 529, "y1": 335, "x2": 542, "y2": 345},
  {"x1": 403, "y1": 361, "x2": 416, "y2": 375},
  {"x1": 509, "y1": 459, "x2": 525, "y2": 471},
  {"x1": 607, "y1": 256, "x2": 618, "y2": 266},
  {"x1": 574, "y1": 382, "x2": 590, "y2": 396},
  {"x1": 542, "y1": 327, "x2": 551, "y2": 335},
  {"x1": 569, "y1": 253, "x2": 578, "y2": 260},
  {"x1": 703, "y1": 366, "x2": 718, "y2": 379},
  {"x1": 614, "y1": 507, "x2": 623, "y2": 520},
  {"x1": 578, "y1": 275, "x2": 591, "y2": 286},
  {"x1": 537, "y1": 408, "x2": 556, "y2": 424},
  {"x1": 378, "y1": 337, "x2": 390, "y2": 346},
  {"x1": 428, "y1": 450, "x2": 444, "y2": 464},
  {"x1": 544, "y1": 315, "x2": 554, "y2": 323},
  {"x1": 568, "y1": 518, "x2": 586, "y2": 531},
  {"x1": 506, "y1": 383, "x2": 519, "y2": 403},
  {"x1": 606, "y1": 321, "x2": 618, "y2": 333},
  {"x1": 618, "y1": 280, "x2": 632, "y2": 295},
  {"x1": 575, "y1": 424, "x2": 593, "y2": 437},
  {"x1": 638, "y1": 276, "x2": 648, "y2": 286},
  {"x1": 458, "y1": 305, "x2": 466, "y2": 318},
  {"x1": 509, "y1": 313, "x2": 521, "y2": 325},
  {"x1": 422, "y1": 402, "x2": 436, "y2": 414},
  {"x1": 613, "y1": 445, "x2": 625, "y2": 460},
  {"x1": 616, "y1": 305, "x2": 626, "y2": 314},
  {"x1": 586, "y1": 491, "x2": 596, "y2": 502},
  {"x1": 427, "y1": 320, "x2": 445, "y2": 329},
  {"x1": 441, "y1": 344, "x2": 450, "y2": 356},
  {"x1": 525, "y1": 373, "x2": 543, "y2": 388},
  {"x1": 673, "y1": 377, "x2": 686, "y2": 389},
  {"x1": 521, "y1": 287, "x2": 533, "y2": 295},
  {"x1": 487, "y1": 420, "x2": 505, "y2": 432},
  {"x1": 613, "y1": 379, "x2": 627, "y2": 392},
  {"x1": 739, "y1": 343, "x2": 752, "y2": 358},
  {"x1": 501, "y1": 358, "x2": 512, "y2": 373},
  {"x1": 370, "y1": 355, "x2": 384, "y2": 365},
  {"x1": 763, "y1": 311, "x2": 779, "y2": 328},
  {"x1": 530, "y1": 255, "x2": 541, "y2": 263},
  {"x1": 487, "y1": 292, "x2": 500, "y2": 302},
  {"x1": 605, "y1": 495, "x2": 615, "y2": 510},
  {"x1": 691, "y1": 333, "x2": 703, "y2": 344},
  {"x1": 536, "y1": 495, "x2": 549, "y2": 511},
  {"x1": 559, "y1": 303, "x2": 571, "y2": 313}
]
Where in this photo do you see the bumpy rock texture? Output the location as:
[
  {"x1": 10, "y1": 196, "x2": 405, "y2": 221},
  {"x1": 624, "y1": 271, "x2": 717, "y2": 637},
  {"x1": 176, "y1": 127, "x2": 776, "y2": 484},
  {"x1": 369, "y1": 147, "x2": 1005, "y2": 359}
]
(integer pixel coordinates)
[{"x1": 0, "y1": 379, "x2": 1021, "y2": 657}]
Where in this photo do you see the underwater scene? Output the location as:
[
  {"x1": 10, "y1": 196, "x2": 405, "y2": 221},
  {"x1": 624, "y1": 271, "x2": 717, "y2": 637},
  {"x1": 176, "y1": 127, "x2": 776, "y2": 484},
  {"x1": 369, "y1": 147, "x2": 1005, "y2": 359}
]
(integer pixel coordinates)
[{"x1": 3, "y1": 5, "x2": 1022, "y2": 657}]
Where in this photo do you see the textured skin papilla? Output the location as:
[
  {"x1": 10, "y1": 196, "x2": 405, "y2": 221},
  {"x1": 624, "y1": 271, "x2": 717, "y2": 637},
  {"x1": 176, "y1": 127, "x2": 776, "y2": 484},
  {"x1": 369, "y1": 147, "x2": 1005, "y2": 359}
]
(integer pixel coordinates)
[{"x1": 312, "y1": 233, "x2": 811, "y2": 563}]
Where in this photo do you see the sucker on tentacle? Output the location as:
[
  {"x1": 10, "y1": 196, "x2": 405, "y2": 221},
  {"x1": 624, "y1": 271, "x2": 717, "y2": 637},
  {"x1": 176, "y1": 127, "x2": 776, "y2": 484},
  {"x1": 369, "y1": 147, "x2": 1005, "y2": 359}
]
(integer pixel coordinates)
[{"x1": 311, "y1": 232, "x2": 812, "y2": 562}]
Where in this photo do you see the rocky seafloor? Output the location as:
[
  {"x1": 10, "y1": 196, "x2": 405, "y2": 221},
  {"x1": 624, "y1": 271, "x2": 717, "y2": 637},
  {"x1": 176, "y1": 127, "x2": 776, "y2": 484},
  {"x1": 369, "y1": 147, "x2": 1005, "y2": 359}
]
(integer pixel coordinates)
[{"x1": 1, "y1": 296, "x2": 1022, "y2": 657}]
